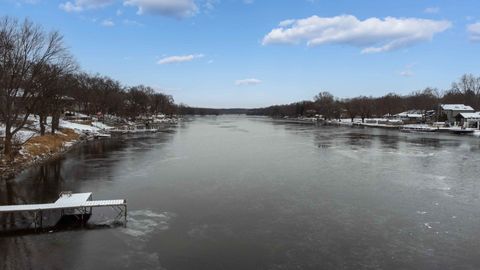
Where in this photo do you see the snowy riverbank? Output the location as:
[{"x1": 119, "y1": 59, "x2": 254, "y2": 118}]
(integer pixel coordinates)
[
  {"x1": 0, "y1": 115, "x2": 180, "y2": 180},
  {"x1": 284, "y1": 117, "x2": 480, "y2": 136},
  {"x1": 0, "y1": 118, "x2": 113, "y2": 180}
]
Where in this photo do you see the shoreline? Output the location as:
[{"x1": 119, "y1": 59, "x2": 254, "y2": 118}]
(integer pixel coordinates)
[
  {"x1": 269, "y1": 117, "x2": 480, "y2": 137},
  {"x1": 0, "y1": 136, "x2": 86, "y2": 181},
  {"x1": 0, "y1": 115, "x2": 176, "y2": 181},
  {"x1": 0, "y1": 121, "x2": 179, "y2": 181}
]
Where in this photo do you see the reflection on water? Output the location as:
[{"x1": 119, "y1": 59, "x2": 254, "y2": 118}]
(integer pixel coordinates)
[
  {"x1": 0, "y1": 130, "x2": 176, "y2": 270},
  {"x1": 2, "y1": 117, "x2": 480, "y2": 270}
]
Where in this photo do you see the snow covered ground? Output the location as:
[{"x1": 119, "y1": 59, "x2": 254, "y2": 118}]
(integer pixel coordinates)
[
  {"x1": 0, "y1": 124, "x2": 38, "y2": 144},
  {"x1": 91, "y1": 121, "x2": 114, "y2": 130},
  {"x1": 59, "y1": 120, "x2": 101, "y2": 134},
  {"x1": 1, "y1": 116, "x2": 114, "y2": 146}
]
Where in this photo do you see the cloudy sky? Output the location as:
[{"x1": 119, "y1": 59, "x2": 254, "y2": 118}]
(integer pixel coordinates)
[{"x1": 2, "y1": 0, "x2": 480, "y2": 108}]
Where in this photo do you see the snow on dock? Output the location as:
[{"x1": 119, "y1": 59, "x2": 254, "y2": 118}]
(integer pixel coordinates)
[{"x1": 0, "y1": 191, "x2": 127, "y2": 230}]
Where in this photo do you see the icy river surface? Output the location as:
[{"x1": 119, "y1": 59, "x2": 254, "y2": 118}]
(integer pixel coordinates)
[{"x1": 2, "y1": 116, "x2": 480, "y2": 270}]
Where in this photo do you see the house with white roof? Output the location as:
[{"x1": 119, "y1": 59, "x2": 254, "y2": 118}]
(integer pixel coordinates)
[
  {"x1": 455, "y1": 112, "x2": 480, "y2": 129},
  {"x1": 440, "y1": 104, "x2": 475, "y2": 125},
  {"x1": 394, "y1": 110, "x2": 424, "y2": 123}
]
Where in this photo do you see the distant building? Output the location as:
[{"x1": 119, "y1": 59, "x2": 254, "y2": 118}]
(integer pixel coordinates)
[
  {"x1": 395, "y1": 110, "x2": 424, "y2": 123},
  {"x1": 305, "y1": 109, "x2": 317, "y2": 117},
  {"x1": 393, "y1": 109, "x2": 438, "y2": 123},
  {"x1": 64, "y1": 111, "x2": 91, "y2": 121},
  {"x1": 455, "y1": 112, "x2": 480, "y2": 129},
  {"x1": 440, "y1": 104, "x2": 475, "y2": 125}
]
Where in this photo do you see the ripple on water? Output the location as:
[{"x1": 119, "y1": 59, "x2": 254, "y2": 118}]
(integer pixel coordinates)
[
  {"x1": 122, "y1": 210, "x2": 173, "y2": 239},
  {"x1": 109, "y1": 210, "x2": 174, "y2": 270}
]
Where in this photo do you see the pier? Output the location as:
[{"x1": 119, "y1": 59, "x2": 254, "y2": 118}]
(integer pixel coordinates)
[{"x1": 0, "y1": 191, "x2": 127, "y2": 231}]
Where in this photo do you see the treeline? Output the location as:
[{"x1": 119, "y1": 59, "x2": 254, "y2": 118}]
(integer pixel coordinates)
[
  {"x1": 178, "y1": 106, "x2": 249, "y2": 115},
  {"x1": 247, "y1": 74, "x2": 480, "y2": 121},
  {"x1": 0, "y1": 17, "x2": 176, "y2": 156},
  {"x1": 65, "y1": 75, "x2": 176, "y2": 119}
]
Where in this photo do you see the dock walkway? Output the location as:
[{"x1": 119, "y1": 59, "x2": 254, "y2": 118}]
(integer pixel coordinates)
[{"x1": 0, "y1": 191, "x2": 127, "y2": 230}]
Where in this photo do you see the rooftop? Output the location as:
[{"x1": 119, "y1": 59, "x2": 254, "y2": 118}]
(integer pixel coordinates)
[
  {"x1": 458, "y1": 112, "x2": 480, "y2": 119},
  {"x1": 441, "y1": 104, "x2": 475, "y2": 111}
]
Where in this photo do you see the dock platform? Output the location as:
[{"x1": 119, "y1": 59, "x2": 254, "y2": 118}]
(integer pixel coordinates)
[{"x1": 0, "y1": 191, "x2": 127, "y2": 231}]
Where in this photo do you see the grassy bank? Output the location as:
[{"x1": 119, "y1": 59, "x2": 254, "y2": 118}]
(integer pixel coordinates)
[{"x1": 0, "y1": 128, "x2": 81, "y2": 180}]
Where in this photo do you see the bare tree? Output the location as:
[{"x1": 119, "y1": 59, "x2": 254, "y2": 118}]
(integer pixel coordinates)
[
  {"x1": 34, "y1": 59, "x2": 76, "y2": 135},
  {"x1": 354, "y1": 96, "x2": 374, "y2": 123},
  {"x1": 151, "y1": 92, "x2": 175, "y2": 116},
  {"x1": 375, "y1": 93, "x2": 404, "y2": 117},
  {"x1": 126, "y1": 85, "x2": 152, "y2": 120},
  {"x1": 0, "y1": 17, "x2": 71, "y2": 156},
  {"x1": 343, "y1": 98, "x2": 359, "y2": 122},
  {"x1": 450, "y1": 74, "x2": 480, "y2": 109},
  {"x1": 314, "y1": 91, "x2": 336, "y2": 120}
]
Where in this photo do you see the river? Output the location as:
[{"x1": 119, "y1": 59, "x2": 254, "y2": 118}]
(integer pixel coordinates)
[{"x1": 2, "y1": 115, "x2": 480, "y2": 270}]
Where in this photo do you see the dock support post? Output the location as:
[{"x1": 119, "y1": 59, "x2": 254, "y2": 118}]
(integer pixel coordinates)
[
  {"x1": 80, "y1": 208, "x2": 84, "y2": 226},
  {"x1": 33, "y1": 211, "x2": 39, "y2": 231},
  {"x1": 124, "y1": 202, "x2": 127, "y2": 227}
]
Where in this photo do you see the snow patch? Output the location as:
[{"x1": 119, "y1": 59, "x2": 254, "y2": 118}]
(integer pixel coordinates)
[
  {"x1": 60, "y1": 120, "x2": 100, "y2": 133},
  {"x1": 91, "y1": 121, "x2": 114, "y2": 130}
]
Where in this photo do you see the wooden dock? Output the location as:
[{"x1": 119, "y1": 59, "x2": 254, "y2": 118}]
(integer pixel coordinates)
[{"x1": 0, "y1": 191, "x2": 127, "y2": 231}]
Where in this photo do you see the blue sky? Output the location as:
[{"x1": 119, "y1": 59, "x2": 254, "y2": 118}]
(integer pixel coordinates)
[{"x1": 2, "y1": 0, "x2": 480, "y2": 108}]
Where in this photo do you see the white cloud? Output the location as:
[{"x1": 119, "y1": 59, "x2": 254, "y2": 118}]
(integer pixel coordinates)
[
  {"x1": 59, "y1": 1, "x2": 83, "y2": 12},
  {"x1": 424, "y1": 7, "x2": 440, "y2": 14},
  {"x1": 400, "y1": 70, "x2": 414, "y2": 77},
  {"x1": 204, "y1": 0, "x2": 219, "y2": 11},
  {"x1": 101, "y1": 18, "x2": 115, "y2": 26},
  {"x1": 59, "y1": 0, "x2": 114, "y2": 12},
  {"x1": 467, "y1": 22, "x2": 480, "y2": 42},
  {"x1": 262, "y1": 15, "x2": 451, "y2": 53},
  {"x1": 278, "y1": 19, "x2": 295, "y2": 27},
  {"x1": 123, "y1": 19, "x2": 144, "y2": 26},
  {"x1": 157, "y1": 54, "x2": 204, "y2": 64},
  {"x1": 235, "y1": 78, "x2": 262, "y2": 86},
  {"x1": 124, "y1": 0, "x2": 198, "y2": 18},
  {"x1": 59, "y1": 0, "x2": 215, "y2": 18},
  {"x1": 399, "y1": 63, "x2": 416, "y2": 77}
]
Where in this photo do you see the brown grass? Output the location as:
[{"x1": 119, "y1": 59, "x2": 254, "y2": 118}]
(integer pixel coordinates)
[
  {"x1": 23, "y1": 128, "x2": 80, "y2": 157},
  {"x1": 74, "y1": 120, "x2": 92, "y2": 126}
]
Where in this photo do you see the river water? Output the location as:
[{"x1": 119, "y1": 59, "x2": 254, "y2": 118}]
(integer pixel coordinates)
[{"x1": 2, "y1": 116, "x2": 480, "y2": 270}]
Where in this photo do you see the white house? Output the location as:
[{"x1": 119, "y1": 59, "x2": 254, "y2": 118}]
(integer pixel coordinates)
[
  {"x1": 440, "y1": 104, "x2": 475, "y2": 125},
  {"x1": 455, "y1": 112, "x2": 480, "y2": 129}
]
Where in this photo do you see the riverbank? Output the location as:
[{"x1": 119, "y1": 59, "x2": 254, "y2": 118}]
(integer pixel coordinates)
[
  {"x1": 0, "y1": 115, "x2": 181, "y2": 181},
  {"x1": 0, "y1": 115, "x2": 111, "y2": 180},
  {"x1": 264, "y1": 116, "x2": 480, "y2": 136},
  {"x1": 325, "y1": 118, "x2": 480, "y2": 137},
  {"x1": 0, "y1": 128, "x2": 84, "y2": 181}
]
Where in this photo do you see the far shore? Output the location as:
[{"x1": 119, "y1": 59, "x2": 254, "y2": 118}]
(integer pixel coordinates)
[{"x1": 269, "y1": 116, "x2": 480, "y2": 137}]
